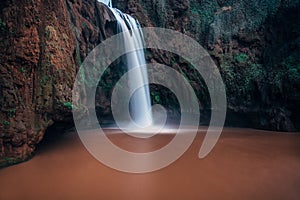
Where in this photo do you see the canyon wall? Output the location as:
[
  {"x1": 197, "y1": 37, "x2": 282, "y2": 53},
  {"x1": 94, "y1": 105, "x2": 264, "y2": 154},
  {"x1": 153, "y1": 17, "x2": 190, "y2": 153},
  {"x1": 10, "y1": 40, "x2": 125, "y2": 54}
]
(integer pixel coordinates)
[
  {"x1": 0, "y1": 0, "x2": 116, "y2": 166},
  {"x1": 114, "y1": 0, "x2": 300, "y2": 131}
]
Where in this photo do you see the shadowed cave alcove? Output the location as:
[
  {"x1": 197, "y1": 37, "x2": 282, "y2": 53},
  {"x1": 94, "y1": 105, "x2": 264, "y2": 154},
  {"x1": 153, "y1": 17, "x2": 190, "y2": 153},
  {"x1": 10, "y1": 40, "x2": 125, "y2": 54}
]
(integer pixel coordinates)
[{"x1": 37, "y1": 122, "x2": 75, "y2": 153}]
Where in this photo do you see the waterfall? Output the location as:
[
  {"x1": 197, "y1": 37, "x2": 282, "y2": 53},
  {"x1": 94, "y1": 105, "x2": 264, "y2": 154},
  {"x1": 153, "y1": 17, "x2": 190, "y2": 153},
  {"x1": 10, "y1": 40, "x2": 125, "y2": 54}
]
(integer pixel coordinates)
[
  {"x1": 100, "y1": 0, "x2": 112, "y2": 7},
  {"x1": 98, "y1": 0, "x2": 153, "y2": 127}
]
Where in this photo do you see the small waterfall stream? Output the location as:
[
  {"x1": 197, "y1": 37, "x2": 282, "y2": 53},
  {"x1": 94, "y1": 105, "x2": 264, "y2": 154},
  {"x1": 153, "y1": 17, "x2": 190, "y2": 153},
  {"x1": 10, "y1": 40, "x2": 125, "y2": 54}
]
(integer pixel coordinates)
[{"x1": 98, "y1": 0, "x2": 152, "y2": 127}]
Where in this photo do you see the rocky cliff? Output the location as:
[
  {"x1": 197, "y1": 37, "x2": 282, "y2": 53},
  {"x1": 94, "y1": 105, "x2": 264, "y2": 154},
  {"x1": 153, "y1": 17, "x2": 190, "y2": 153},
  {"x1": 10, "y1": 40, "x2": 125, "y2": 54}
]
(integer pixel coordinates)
[
  {"x1": 0, "y1": 0, "x2": 116, "y2": 166},
  {"x1": 0, "y1": 0, "x2": 299, "y2": 167},
  {"x1": 114, "y1": 0, "x2": 300, "y2": 131}
]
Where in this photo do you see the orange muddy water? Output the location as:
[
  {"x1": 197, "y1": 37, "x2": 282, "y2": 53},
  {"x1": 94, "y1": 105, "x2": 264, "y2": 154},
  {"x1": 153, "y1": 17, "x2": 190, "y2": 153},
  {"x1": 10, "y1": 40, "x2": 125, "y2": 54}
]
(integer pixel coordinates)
[{"x1": 0, "y1": 127, "x2": 300, "y2": 200}]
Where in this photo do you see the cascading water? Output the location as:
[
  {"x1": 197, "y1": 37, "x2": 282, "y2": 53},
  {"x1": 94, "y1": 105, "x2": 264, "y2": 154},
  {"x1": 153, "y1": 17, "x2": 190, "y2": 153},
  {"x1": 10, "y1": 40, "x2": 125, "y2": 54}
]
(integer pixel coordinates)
[
  {"x1": 100, "y1": 0, "x2": 112, "y2": 7},
  {"x1": 98, "y1": 0, "x2": 153, "y2": 127}
]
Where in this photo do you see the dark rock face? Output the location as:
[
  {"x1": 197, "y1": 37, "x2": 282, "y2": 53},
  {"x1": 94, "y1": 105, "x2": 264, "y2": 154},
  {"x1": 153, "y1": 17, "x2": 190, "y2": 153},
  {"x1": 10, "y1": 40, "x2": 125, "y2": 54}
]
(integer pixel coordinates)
[
  {"x1": 0, "y1": 0, "x2": 116, "y2": 166},
  {"x1": 114, "y1": 0, "x2": 300, "y2": 132},
  {"x1": 0, "y1": 0, "x2": 299, "y2": 166}
]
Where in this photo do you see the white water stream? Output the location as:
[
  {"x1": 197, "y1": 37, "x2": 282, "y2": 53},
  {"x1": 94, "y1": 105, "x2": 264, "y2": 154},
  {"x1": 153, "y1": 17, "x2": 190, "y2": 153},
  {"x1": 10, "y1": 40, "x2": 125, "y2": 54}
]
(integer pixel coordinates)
[{"x1": 99, "y1": 0, "x2": 153, "y2": 127}]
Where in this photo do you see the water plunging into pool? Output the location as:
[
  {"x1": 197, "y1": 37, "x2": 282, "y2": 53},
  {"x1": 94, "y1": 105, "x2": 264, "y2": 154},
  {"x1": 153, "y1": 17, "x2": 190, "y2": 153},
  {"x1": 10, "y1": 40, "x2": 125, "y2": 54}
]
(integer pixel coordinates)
[{"x1": 99, "y1": 0, "x2": 153, "y2": 128}]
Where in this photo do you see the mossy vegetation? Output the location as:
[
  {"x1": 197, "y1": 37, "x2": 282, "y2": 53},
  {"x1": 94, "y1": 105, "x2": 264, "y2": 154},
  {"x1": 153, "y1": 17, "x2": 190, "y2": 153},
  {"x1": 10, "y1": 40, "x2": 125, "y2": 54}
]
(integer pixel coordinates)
[
  {"x1": 281, "y1": 50, "x2": 300, "y2": 80},
  {"x1": 219, "y1": 51, "x2": 265, "y2": 107},
  {"x1": 235, "y1": 53, "x2": 249, "y2": 63},
  {"x1": 268, "y1": 49, "x2": 300, "y2": 95},
  {"x1": 5, "y1": 157, "x2": 11, "y2": 162},
  {"x1": 188, "y1": 0, "x2": 285, "y2": 45},
  {"x1": 0, "y1": 18, "x2": 6, "y2": 31},
  {"x1": 189, "y1": 0, "x2": 218, "y2": 44},
  {"x1": 7, "y1": 109, "x2": 16, "y2": 118},
  {"x1": 64, "y1": 101, "x2": 77, "y2": 109},
  {"x1": 3, "y1": 121, "x2": 10, "y2": 127},
  {"x1": 151, "y1": 91, "x2": 161, "y2": 104},
  {"x1": 219, "y1": 42, "x2": 299, "y2": 112},
  {"x1": 19, "y1": 67, "x2": 26, "y2": 73},
  {"x1": 0, "y1": 155, "x2": 34, "y2": 168},
  {"x1": 82, "y1": 22, "x2": 88, "y2": 29},
  {"x1": 40, "y1": 76, "x2": 48, "y2": 85}
]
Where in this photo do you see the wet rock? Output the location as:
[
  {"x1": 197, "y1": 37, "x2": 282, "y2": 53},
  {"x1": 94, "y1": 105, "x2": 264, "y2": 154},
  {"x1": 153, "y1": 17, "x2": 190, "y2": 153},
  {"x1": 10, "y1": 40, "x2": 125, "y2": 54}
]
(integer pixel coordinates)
[
  {"x1": 0, "y1": 0, "x2": 116, "y2": 167},
  {"x1": 114, "y1": 0, "x2": 300, "y2": 131}
]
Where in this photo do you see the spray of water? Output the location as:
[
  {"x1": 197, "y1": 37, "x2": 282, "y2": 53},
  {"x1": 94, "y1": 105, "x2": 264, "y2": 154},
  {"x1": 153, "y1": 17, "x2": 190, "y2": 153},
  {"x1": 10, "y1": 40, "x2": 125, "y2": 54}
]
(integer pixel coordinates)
[{"x1": 98, "y1": 0, "x2": 153, "y2": 128}]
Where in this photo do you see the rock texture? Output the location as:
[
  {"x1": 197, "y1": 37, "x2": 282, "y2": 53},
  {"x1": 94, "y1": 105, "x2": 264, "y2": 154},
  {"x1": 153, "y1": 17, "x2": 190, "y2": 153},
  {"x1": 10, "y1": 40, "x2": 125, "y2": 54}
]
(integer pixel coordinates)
[
  {"x1": 0, "y1": 0, "x2": 299, "y2": 167},
  {"x1": 0, "y1": 0, "x2": 116, "y2": 166},
  {"x1": 114, "y1": 0, "x2": 300, "y2": 131}
]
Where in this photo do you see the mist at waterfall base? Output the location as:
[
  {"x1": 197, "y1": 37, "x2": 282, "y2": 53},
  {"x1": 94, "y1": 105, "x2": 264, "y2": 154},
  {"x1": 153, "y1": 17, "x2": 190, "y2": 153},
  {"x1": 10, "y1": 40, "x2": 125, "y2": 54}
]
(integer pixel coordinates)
[{"x1": 97, "y1": 0, "x2": 177, "y2": 132}]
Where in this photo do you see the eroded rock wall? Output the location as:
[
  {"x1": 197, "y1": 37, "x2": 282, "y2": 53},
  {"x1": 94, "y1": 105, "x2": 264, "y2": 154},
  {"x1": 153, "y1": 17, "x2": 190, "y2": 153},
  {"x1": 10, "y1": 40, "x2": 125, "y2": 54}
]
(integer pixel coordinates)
[
  {"x1": 114, "y1": 0, "x2": 300, "y2": 131},
  {"x1": 0, "y1": 0, "x2": 116, "y2": 166}
]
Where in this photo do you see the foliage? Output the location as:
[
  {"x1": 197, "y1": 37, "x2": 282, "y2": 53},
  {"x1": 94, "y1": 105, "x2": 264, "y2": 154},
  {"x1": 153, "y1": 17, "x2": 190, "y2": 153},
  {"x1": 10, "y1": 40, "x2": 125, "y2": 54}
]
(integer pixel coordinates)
[
  {"x1": 40, "y1": 76, "x2": 47, "y2": 85},
  {"x1": 219, "y1": 51, "x2": 265, "y2": 106},
  {"x1": 35, "y1": 16, "x2": 40, "y2": 23},
  {"x1": 190, "y1": 0, "x2": 218, "y2": 44},
  {"x1": 5, "y1": 157, "x2": 11, "y2": 162},
  {"x1": 189, "y1": 0, "x2": 285, "y2": 44},
  {"x1": 281, "y1": 50, "x2": 300, "y2": 80},
  {"x1": 269, "y1": 49, "x2": 300, "y2": 94},
  {"x1": 3, "y1": 121, "x2": 10, "y2": 127},
  {"x1": 7, "y1": 109, "x2": 16, "y2": 118},
  {"x1": 151, "y1": 91, "x2": 161, "y2": 104},
  {"x1": 64, "y1": 101, "x2": 77, "y2": 109},
  {"x1": 190, "y1": 7, "x2": 199, "y2": 15},
  {"x1": 19, "y1": 67, "x2": 26, "y2": 73},
  {"x1": 219, "y1": 43, "x2": 299, "y2": 109},
  {"x1": 45, "y1": 59, "x2": 51, "y2": 67},
  {"x1": 0, "y1": 18, "x2": 6, "y2": 31},
  {"x1": 0, "y1": 156, "x2": 28, "y2": 168},
  {"x1": 82, "y1": 22, "x2": 88, "y2": 29},
  {"x1": 241, "y1": 0, "x2": 281, "y2": 29},
  {"x1": 236, "y1": 53, "x2": 249, "y2": 63}
]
